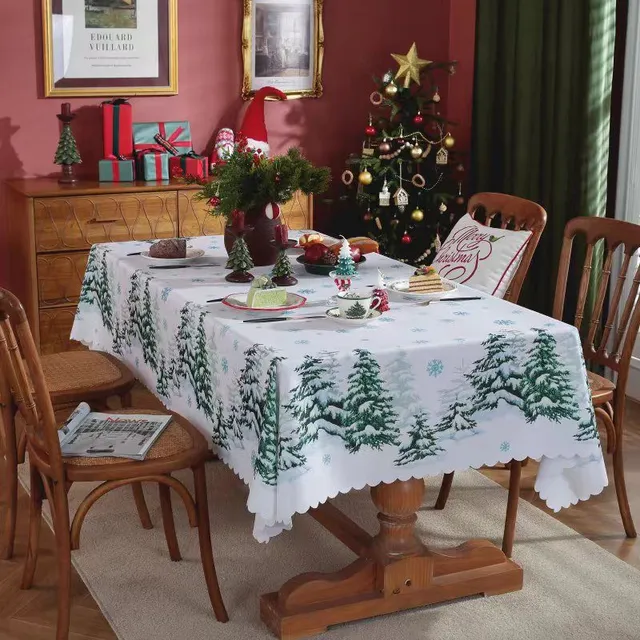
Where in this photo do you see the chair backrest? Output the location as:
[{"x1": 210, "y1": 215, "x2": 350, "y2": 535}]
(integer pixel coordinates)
[
  {"x1": 468, "y1": 192, "x2": 547, "y2": 303},
  {"x1": 553, "y1": 217, "x2": 640, "y2": 387},
  {"x1": 0, "y1": 288, "x2": 64, "y2": 482}
]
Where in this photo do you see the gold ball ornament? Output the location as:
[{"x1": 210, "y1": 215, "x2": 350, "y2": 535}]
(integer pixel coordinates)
[
  {"x1": 411, "y1": 208, "x2": 424, "y2": 222},
  {"x1": 410, "y1": 146, "x2": 423, "y2": 159},
  {"x1": 384, "y1": 82, "x2": 398, "y2": 98},
  {"x1": 358, "y1": 170, "x2": 373, "y2": 185},
  {"x1": 444, "y1": 135, "x2": 455, "y2": 149}
]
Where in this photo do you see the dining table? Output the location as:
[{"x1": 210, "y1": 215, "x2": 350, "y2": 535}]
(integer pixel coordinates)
[{"x1": 71, "y1": 231, "x2": 608, "y2": 639}]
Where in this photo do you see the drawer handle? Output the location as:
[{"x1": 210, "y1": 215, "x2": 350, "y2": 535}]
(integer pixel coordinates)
[{"x1": 87, "y1": 217, "x2": 120, "y2": 225}]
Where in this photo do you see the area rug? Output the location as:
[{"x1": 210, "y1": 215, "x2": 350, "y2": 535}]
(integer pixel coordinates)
[{"x1": 19, "y1": 463, "x2": 640, "y2": 640}]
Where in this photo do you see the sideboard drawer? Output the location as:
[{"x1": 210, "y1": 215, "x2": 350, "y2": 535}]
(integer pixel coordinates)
[
  {"x1": 34, "y1": 192, "x2": 179, "y2": 252},
  {"x1": 37, "y1": 252, "x2": 89, "y2": 307},
  {"x1": 39, "y1": 307, "x2": 82, "y2": 354},
  {"x1": 281, "y1": 191, "x2": 313, "y2": 230},
  {"x1": 178, "y1": 191, "x2": 226, "y2": 237}
]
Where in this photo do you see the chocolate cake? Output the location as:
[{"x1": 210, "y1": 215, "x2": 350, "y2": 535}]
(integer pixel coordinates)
[{"x1": 148, "y1": 239, "x2": 187, "y2": 259}]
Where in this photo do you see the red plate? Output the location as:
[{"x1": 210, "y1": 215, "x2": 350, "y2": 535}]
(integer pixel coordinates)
[{"x1": 222, "y1": 291, "x2": 307, "y2": 312}]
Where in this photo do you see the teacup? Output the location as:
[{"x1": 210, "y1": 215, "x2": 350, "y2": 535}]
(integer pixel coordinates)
[{"x1": 336, "y1": 289, "x2": 382, "y2": 320}]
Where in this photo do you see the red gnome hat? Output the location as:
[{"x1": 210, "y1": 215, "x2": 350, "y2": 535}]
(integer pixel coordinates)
[{"x1": 238, "y1": 86, "x2": 287, "y2": 157}]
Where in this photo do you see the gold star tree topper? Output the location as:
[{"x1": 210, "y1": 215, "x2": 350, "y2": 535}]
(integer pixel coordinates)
[{"x1": 391, "y1": 43, "x2": 431, "y2": 88}]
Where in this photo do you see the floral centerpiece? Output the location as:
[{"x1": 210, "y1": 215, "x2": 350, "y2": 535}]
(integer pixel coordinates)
[{"x1": 186, "y1": 137, "x2": 330, "y2": 266}]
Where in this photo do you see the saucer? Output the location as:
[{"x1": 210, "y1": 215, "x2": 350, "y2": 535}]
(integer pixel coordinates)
[
  {"x1": 140, "y1": 248, "x2": 205, "y2": 266},
  {"x1": 326, "y1": 307, "x2": 381, "y2": 325}
]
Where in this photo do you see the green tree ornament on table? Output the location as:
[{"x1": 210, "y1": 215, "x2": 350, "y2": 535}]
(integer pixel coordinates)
[
  {"x1": 271, "y1": 250, "x2": 297, "y2": 286},
  {"x1": 225, "y1": 235, "x2": 254, "y2": 283},
  {"x1": 54, "y1": 103, "x2": 81, "y2": 185},
  {"x1": 335, "y1": 238, "x2": 357, "y2": 277}
]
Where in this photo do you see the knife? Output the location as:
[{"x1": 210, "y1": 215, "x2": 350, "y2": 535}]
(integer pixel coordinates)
[
  {"x1": 434, "y1": 297, "x2": 482, "y2": 302},
  {"x1": 149, "y1": 263, "x2": 219, "y2": 270},
  {"x1": 206, "y1": 297, "x2": 224, "y2": 303},
  {"x1": 243, "y1": 315, "x2": 326, "y2": 323},
  {"x1": 126, "y1": 251, "x2": 142, "y2": 256}
]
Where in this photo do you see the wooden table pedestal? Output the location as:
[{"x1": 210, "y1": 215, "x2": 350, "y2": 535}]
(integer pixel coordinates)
[{"x1": 260, "y1": 478, "x2": 523, "y2": 639}]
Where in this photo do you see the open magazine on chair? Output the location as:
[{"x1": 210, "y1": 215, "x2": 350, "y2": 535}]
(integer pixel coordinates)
[{"x1": 58, "y1": 402, "x2": 172, "y2": 461}]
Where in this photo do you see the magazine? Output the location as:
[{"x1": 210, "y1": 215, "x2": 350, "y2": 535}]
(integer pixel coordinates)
[{"x1": 59, "y1": 402, "x2": 172, "y2": 461}]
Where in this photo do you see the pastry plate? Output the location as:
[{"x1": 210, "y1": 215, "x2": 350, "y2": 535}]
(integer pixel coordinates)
[
  {"x1": 326, "y1": 307, "x2": 381, "y2": 325},
  {"x1": 387, "y1": 278, "x2": 458, "y2": 301},
  {"x1": 140, "y1": 249, "x2": 205, "y2": 266},
  {"x1": 222, "y1": 292, "x2": 307, "y2": 312}
]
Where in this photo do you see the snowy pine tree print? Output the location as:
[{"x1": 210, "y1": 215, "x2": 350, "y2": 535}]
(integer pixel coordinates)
[
  {"x1": 465, "y1": 332, "x2": 525, "y2": 412},
  {"x1": 343, "y1": 349, "x2": 400, "y2": 453},
  {"x1": 522, "y1": 328, "x2": 579, "y2": 423},
  {"x1": 187, "y1": 311, "x2": 215, "y2": 419},
  {"x1": 254, "y1": 357, "x2": 283, "y2": 485},
  {"x1": 278, "y1": 434, "x2": 306, "y2": 471},
  {"x1": 435, "y1": 397, "x2": 477, "y2": 435},
  {"x1": 284, "y1": 352, "x2": 345, "y2": 445},
  {"x1": 395, "y1": 412, "x2": 443, "y2": 465},
  {"x1": 98, "y1": 250, "x2": 114, "y2": 332},
  {"x1": 575, "y1": 414, "x2": 599, "y2": 441},
  {"x1": 238, "y1": 344, "x2": 270, "y2": 438},
  {"x1": 79, "y1": 246, "x2": 113, "y2": 332},
  {"x1": 139, "y1": 279, "x2": 158, "y2": 371},
  {"x1": 156, "y1": 352, "x2": 171, "y2": 397},
  {"x1": 222, "y1": 381, "x2": 244, "y2": 446},
  {"x1": 385, "y1": 351, "x2": 422, "y2": 424},
  {"x1": 171, "y1": 302, "x2": 197, "y2": 389}
]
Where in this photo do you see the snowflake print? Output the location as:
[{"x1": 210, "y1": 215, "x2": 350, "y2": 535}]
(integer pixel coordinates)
[
  {"x1": 411, "y1": 328, "x2": 426, "y2": 333},
  {"x1": 389, "y1": 264, "x2": 403, "y2": 270},
  {"x1": 298, "y1": 288, "x2": 316, "y2": 295},
  {"x1": 161, "y1": 287, "x2": 172, "y2": 301},
  {"x1": 380, "y1": 317, "x2": 396, "y2": 323},
  {"x1": 543, "y1": 322, "x2": 555, "y2": 328},
  {"x1": 512, "y1": 309, "x2": 524, "y2": 315},
  {"x1": 414, "y1": 340, "x2": 430, "y2": 344},
  {"x1": 494, "y1": 319, "x2": 516, "y2": 326},
  {"x1": 221, "y1": 357, "x2": 229, "y2": 373},
  {"x1": 295, "y1": 339, "x2": 310, "y2": 345},
  {"x1": 286, "y1": 327, "x2": 303, "y2": 332},
  {"x1": 233, "y1": 339, "x2": 239, "y2": 351},
  {"x1": 322, "y1": 283, "x2": 335, "y2": 289},
  {"x1": 337, "y1": 329, "x2": 351, "y2": 334},
  {"x1": 322, "y1": 454, "x2": 331, "y2": 466},
  {"x1": 187, "y1": 396, "x2": 193, "y2": 408},
  {"x1": 221, "y1": 325, "x2": 231, "y2": 337},
  {"x1": 191, "y1": 278, "x2": 206, "y2": 283},
  {"x1": 500, "y1": 441, "x2": 511, "y2": 453},
  {"x1": 453, "y1": 311, "x2": 470, "y2": 316},
  {"x1": 440, "y1": 319, "x2": 455, "y2": 324},
  {"x1": 427, "y1": 359, "x2": 444, "y2": 377},
  {"x1": 453, "y1": 338, "x2": 466, "y2": 344},
  {"x1": 135, "y1": 357, "x2": 140, "y2": 368}
]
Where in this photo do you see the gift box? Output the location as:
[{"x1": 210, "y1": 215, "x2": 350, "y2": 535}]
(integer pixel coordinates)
[
  {"x1": 136, "y1": 151, "x2": 170, "y2": 181},
  {"x1": 102, "y1": 99, "x2": 134, "y2": 159},
  {"x1": 169, "y1": 153, "x2": 208, "y2": 179},
  {"x1": 98, "y1": 159, "x2": 136, "y2": 182},
  {"x1": 133, "y1": 121, "x2": 192, "y2": 155}
]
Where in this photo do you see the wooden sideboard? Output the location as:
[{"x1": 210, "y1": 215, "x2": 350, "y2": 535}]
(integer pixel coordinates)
[{"x1": 5, "y1": 179, "x2": 313, "y2": 354}]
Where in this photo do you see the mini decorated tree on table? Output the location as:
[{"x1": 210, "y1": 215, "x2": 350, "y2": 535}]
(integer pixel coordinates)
[
  {"x1": 54, "y1": 103, "x2": 82, "y2": 184},
  {"x1": 332, "y1": 238, "x2": 358, "y2": 291},
  {"x1": 225, "y1": 211, "x2": 254, "y2": 283},
  {"x1": 271, "y1": 223, "x2": 297, "y2": 286}
]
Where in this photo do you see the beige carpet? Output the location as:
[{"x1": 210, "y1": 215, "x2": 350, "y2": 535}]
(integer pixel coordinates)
[{"x1": 20, "y1": 463, "x2": 640, "y2": 640}]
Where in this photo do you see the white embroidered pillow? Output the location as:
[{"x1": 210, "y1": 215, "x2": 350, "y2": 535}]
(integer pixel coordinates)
[{"x1": 432, "y1": 213, "x2": 532, "y2": 298}]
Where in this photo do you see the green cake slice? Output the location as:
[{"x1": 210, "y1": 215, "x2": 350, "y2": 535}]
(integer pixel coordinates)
[{"x1": 246, "y1": 276, "x2": 288, "y2": 308}]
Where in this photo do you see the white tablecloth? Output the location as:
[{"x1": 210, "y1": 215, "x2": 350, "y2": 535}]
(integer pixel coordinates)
[{"x1": 71, "y1": 233, "x2": 608, "y2": 541}]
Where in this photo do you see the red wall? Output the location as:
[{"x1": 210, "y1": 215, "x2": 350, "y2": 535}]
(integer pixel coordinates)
[{"x1": 0, "y1": 0, "x2": 476, "y2": 288}]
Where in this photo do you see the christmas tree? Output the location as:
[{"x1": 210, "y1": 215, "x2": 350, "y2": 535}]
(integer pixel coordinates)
[
  {"x1": 226, "y1": 236, "x2": 254, "y2": 272},
  {"x1": 395, "y1": 412, "x2": 443, "y2": 465},
  {"x1": 522, "y1": 328, "x2": 579, "y2": 423},
  {"x1": 238, "y1": 344, "x2": 269, "y2": 437},
  {"x1": 465, "y1": 333, "x2": 525, "y2": 412},
  {"x1": 341, "y1": 43, "x2": 463, "y2": 266},
  {"x1": 435, "y1": 397, "x2": 477, "y2": 435},
  {"x1": 575, "y1": 415, "x2": 599, "y2": 441},
  {"x1": 343, "y1": 349, "x2": 400, "y2": 452},
  {"x1": 171, "y1": 302, "x2": 197, "y2": 388},
  {"x1": 188, "y1": 311, "x2": 215, "y2": 419},
  {"x1": 335, "y1": 238, "x2": 357, "y2": 276},
  {"x1": 54, "y1": 123, "x2": 82, "y2": 166},
  {"x1": 271, "y1": 250, "x2": 294, "y2": 279},
  {"x1": 156, "y1": 353, "x2": 171, "y2": 397},
  {"x1": 254, "y1": 357, "x2": 283, "y2": 485}
]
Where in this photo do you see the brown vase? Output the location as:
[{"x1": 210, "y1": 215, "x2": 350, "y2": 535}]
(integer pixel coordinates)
[{"x1": 224, "y1": 207, "x2": 279, "y2": 266}]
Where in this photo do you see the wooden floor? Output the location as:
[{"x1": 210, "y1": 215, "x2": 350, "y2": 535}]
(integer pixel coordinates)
[{"x1": 1, "y1": 392, "x2": 639, "y2": 640}]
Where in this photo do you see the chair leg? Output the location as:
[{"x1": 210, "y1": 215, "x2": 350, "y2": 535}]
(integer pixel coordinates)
[
  {"x1": 131, "y1": 483, "x2": 153, "y2": 530},
  {"x1": 1, "y1": 423, "x2": 18, "y2": 560},
  {"x1": 21, "y1": 464, "x2": 44, "y2": 588},
  {"x1": 159, "y1": 482, "x2": 181, "y2": 561},
  {"x1": 502, "y1": 460, "x2": 522, "y2": 558},
  {"x1": 612, "y1": 420, "x2": 637, "y2": 538},
  {"x1": 52, "y1": 482, "x2": 72, "y2": 640},
  {"x1": 193, "y1": 464, "x2": 228, "y2": 623},
  {"x1": 121, "y1": 391, "x2": 133, "y2": 408},
  {"x1": 434, "y1": 472, "x2": 454, "y2": 510}
]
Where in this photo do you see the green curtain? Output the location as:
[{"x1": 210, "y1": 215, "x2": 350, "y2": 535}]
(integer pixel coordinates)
[{"x1": 472, "y1": 0, "x2": 617, "y2": 316}]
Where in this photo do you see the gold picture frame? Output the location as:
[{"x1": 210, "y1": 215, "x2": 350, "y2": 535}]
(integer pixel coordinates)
[
  {"x1": 42, "y1": 0, "x2": 178, "y2": 98},
  {"x1": 242, "y1": 0, "x2": 324, "y2": 100}
]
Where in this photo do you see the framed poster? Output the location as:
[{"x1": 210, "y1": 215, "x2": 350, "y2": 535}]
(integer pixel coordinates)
[
  {"x1": 42, "y1": 0, "x2": 178, "y2": 97},
  {"x1": 242, "y1": 0, "x2": 324, "y2": 100}
]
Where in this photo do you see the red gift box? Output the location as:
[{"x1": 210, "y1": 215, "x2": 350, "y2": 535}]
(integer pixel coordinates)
[
  {"x1": 169, "y1": 153, "x2": 208, "y2": 179},
  {"x1": 102, "y1": 99, "x2": 133, "y2": 160}
]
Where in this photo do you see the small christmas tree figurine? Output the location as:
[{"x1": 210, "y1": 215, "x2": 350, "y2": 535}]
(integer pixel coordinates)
[
  {"x1": 226, "y1": 234, "x2": 254, "y2": 283},
  {"x1": 54, "y1": 103, "x2": 81, "y2": 185},
  {"x1": 336, "y1": 238, "x2": 357, "y2": 276},
  {"x1": 271, "y1": 223, "x2": 297, "y2": 286}
]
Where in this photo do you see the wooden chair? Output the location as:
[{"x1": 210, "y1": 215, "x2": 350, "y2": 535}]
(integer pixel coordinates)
[
  {"x1": 434, "y1": 193, "x2": 547, "y2": 555},
  {"x1": 0, "y1": 288, "x2": 228, "y2": 640},
  {"x1": 0, "y1": 329, "x2": 150, "y2": 561}
]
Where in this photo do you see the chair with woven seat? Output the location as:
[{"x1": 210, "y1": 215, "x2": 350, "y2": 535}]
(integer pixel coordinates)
[
  {"x1": 434, "y1": 216, "x2": 640, "y2": 555},
  {"x1": 0, "y1": 320, "x2": 154, "y2": 561},
  {"x1": 0, "y1": 289, "x2": 228, "y2": 640}
]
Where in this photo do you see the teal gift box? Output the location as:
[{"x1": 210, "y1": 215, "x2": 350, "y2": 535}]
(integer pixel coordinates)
[
  {"x1": 136, "y1": 151, "x2": 170, "y2": 181},
  {"x1": 133, "y1": 121, "x2": 192, "y2": 155},
  {"x1": 98, "y1": 159, "x2": 135, "y2": 182}
]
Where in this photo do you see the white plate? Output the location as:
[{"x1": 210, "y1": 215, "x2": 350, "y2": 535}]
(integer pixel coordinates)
[
  {"x1": 140, "y1": 248, "x2": 205, "y2": 266},
  {"x1": 325, "y1": 307, "x2": 381, "y2": 325},
  {"x1": 387, "y1": 278, "x2": 458, "y2": 301},
  {"x1": 222, "y1": 291, "x2": 307, "y2": 312}
]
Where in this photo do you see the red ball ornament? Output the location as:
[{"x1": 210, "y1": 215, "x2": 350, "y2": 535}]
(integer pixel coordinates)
[
  {"x1": 208, "y1": 196, "x2": 221, "y2": 207},
  {"x1": 363, "y1": 212, "x2": 373, "y2": 222},
  {"x1": 365, "y1": 125, "x2": 377, "y2": 137},
  {"x1": 275, "y1": 172, "x2": 281, "y2": 183},
  {"x1": 413, "y1": 113, "x2": 424, "y2": 125},
  {"x1": 401, "y1": 233, "x2": 412, "y2": 245}
]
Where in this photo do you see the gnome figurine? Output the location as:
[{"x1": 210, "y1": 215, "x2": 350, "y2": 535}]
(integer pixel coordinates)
[{"x1": 237, "y1": 86, "x2": 287, "y2": 157}]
